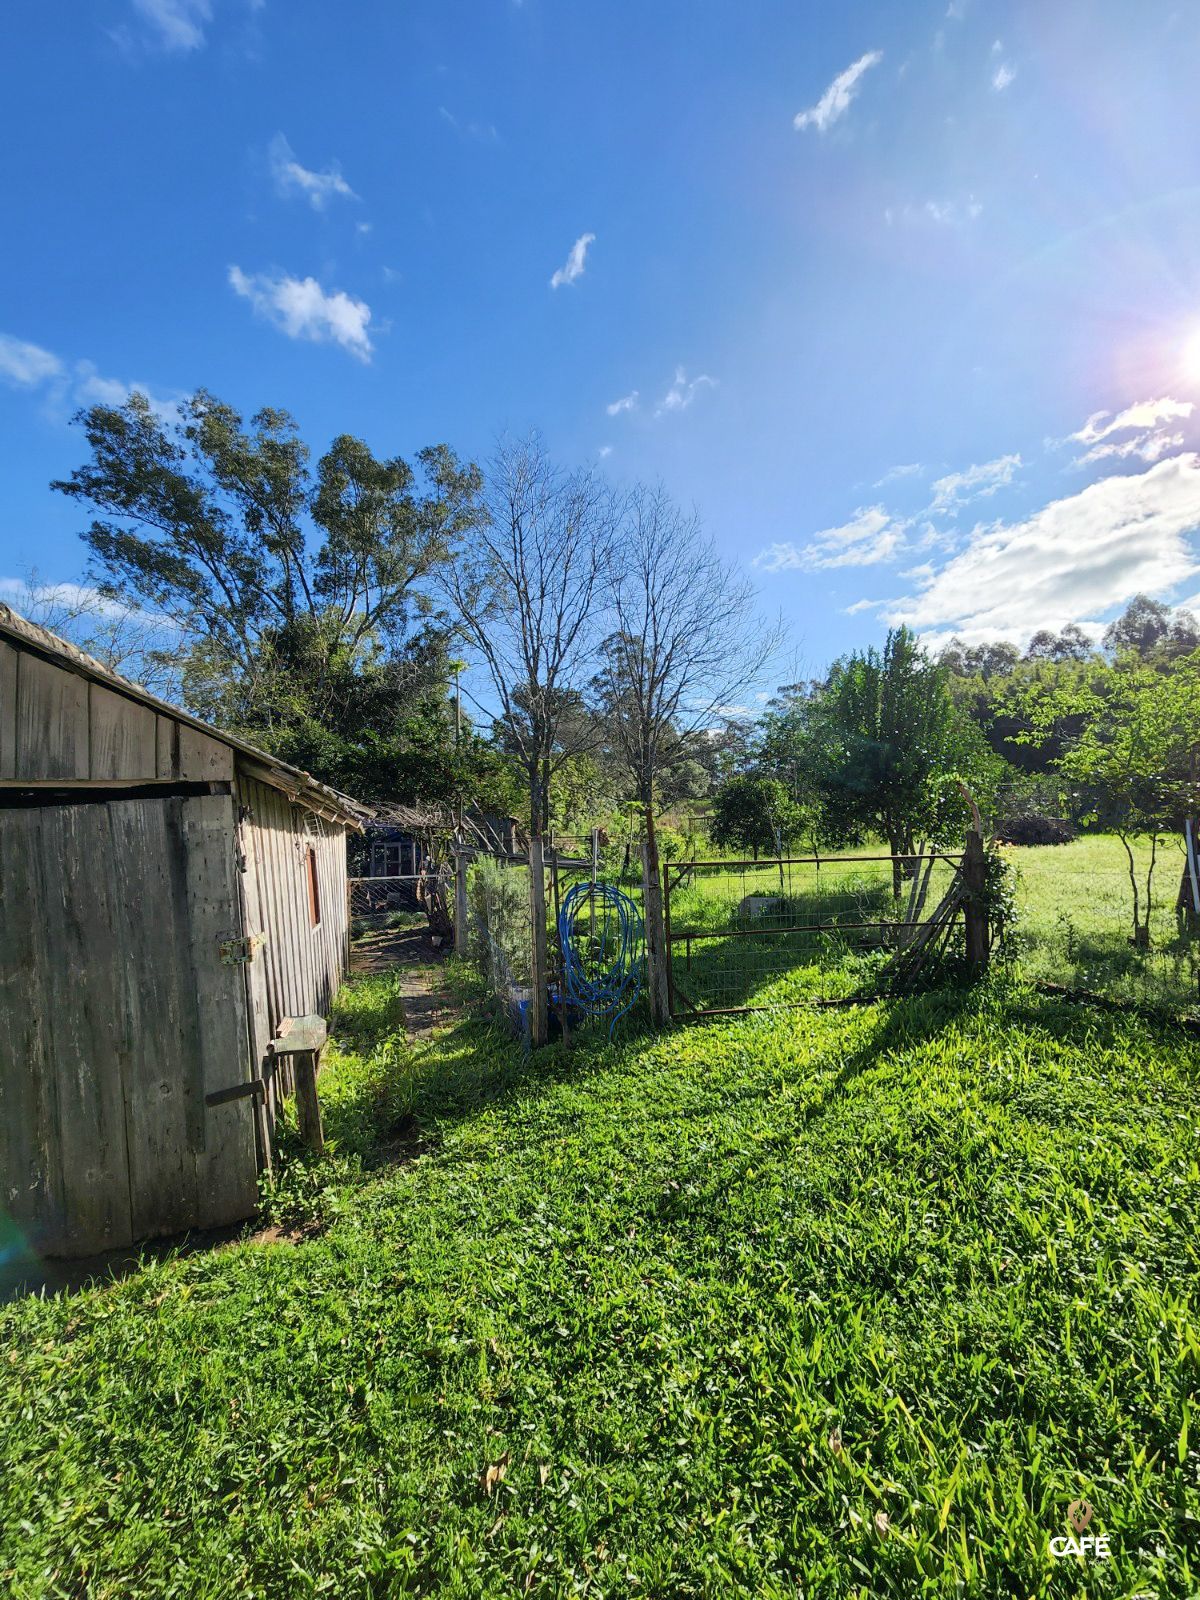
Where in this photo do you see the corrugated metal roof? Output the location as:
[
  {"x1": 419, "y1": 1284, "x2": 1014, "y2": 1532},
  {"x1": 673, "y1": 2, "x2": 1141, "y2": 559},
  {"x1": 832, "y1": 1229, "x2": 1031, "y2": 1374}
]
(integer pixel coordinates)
[{"x1": 0, "y1": 602, "x2": 370, "y2": 828}]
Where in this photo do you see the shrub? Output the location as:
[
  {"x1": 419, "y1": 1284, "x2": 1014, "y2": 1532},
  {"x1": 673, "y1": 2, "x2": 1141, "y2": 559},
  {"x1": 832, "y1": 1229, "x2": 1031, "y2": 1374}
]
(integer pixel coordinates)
[{"x1": 996, "y1": 813, "x2": 1077, "y2": 846}]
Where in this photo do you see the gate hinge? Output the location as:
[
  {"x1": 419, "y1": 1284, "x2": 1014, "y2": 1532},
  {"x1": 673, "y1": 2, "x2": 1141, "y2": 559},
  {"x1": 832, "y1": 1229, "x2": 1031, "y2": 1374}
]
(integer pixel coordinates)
[{"x1": 218, "y1": 932, "x2": 267, "y2": 965}]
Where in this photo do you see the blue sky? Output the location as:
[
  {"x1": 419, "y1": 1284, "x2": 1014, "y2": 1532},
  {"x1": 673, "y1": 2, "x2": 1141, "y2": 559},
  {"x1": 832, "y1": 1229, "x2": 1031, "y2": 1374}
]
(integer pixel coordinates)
[{"x1": 4, "y1": 0, "x2": 1200, "y2": 685}]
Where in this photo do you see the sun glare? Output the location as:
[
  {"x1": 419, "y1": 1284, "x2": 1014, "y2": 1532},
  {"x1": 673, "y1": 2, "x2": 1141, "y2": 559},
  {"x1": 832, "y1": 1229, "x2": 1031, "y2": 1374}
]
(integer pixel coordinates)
[{"x1": 1183, "y1": 326, "x2": 1200, "y2": 386}]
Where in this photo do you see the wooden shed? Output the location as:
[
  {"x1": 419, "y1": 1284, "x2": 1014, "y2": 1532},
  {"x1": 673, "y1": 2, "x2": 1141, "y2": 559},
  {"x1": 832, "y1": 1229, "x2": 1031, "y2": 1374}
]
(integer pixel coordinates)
[{"x1": 0, "y1": 604, "x2": 368, "y2": 1258}]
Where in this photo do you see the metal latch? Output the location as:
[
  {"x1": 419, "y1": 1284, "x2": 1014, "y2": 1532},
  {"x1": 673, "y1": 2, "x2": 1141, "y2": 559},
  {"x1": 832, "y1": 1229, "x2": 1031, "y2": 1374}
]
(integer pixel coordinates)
[
  {"x1": 206, "y1": 1078, "x2": 266, "y2": 1107},
  {"x1": 218, "y1": 932, "x2": 267, "y2": 964}
]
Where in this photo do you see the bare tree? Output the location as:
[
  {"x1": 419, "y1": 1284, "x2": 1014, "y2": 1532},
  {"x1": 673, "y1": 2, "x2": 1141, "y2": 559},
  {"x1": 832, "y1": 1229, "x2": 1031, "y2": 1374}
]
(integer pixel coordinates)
[
  {"x1": 443, "y1": 433, "x2": 617, "y2": 839},
  {"x1": 5, "y1": 570, "x2": 186, "y2": 699},
  {"x1": 441, "y1": 434, "x2": 617, "y2": 1045},
  {"x1": 595, "y1": 484, "x2": 778, "y2": 1021}
]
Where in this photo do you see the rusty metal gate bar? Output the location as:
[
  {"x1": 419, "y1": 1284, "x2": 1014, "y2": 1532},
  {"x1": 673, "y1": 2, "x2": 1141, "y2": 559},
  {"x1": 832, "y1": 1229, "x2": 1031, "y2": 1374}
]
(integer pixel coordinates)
[{"x1": 662, "y1": 850, "x2": 966, "y2": 1018}]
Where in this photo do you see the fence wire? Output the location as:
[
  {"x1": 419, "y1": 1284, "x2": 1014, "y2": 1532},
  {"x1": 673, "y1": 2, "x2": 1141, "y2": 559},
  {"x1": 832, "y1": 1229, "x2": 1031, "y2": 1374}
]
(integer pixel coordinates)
[
  {"x1": 665, "y1": 853, "x2": 963, "y2": 1013},
  {"x1": 467, "y1": 855, "x2": 534, "y2": 1025}
]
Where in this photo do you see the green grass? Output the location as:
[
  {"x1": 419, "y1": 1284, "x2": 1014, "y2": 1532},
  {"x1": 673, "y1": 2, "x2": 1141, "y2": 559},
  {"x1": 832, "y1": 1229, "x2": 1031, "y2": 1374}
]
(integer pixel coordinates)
[
  {"x1": 2, "y1": 975, "x2": 1199, "y2": 1596},
  {"x1": 653, "y1": 834, "x2": 1199, "y2": 1018},
  {"x1": 1008, "y1": 835, "x2": 1200, "y2": 1017}
]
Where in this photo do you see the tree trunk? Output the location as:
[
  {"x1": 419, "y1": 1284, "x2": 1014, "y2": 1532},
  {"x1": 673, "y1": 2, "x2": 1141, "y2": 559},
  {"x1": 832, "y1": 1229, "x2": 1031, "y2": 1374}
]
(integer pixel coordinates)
[
  {"x1": 888, "y1": 827, "x2": 905, "y2": 898},
  {"x1": 529, "y1": 833, "x2": 549, "y2": 1046},
  {"x1": 642, "y1": 803, "x2": 671, "y2": 1028},
  {"x1": 1120, "y1": 834, "x2": 1145, "y2": 948}
]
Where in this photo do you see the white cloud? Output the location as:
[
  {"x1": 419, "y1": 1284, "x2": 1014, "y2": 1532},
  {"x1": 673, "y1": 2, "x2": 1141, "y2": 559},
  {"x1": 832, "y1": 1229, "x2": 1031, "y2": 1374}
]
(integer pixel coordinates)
[
  {"x1": 887, "y1": 454, "x2": 1200, "y2": 644},
  {"x1": 874, "y1": 461, "x2": 924, "y2": 487},
  {"x1": 844, "y1": 597, "x2": 883, "y2": 614},
  {"x1": 606, "y1": 390, "x2": 639, "y2": 416},
  {"x1": 598, "y1": 445, "x2": 613, "y2": 459},
  {"x1": 794, "y1": 50, "x2": 883, "y2": 134},
  {"x1": 228, "y1": 266, "x2": 373, "y2": 361},
  {"x1": 929, "y1": 453, "x2": 1020, "y2": 512},
  {"x1": 754, "y1": 505, "x2": 906, "y2": 572},
  {"x1": 550, "y1": 232, "x2": 595, "y2": 289},
  {"x1": 0, "y1": 332, "x2": 174, "y2": 418},
  {"x1": 1072, "y1": 396, "x2": 1194, "y2": 445},
  {"x1": 655, "y1": 366, "x2": 717, "y2": 417},
  {"x1": 886, "y1": 196, "x2": 983, "y2": 227},
  {"x1": 0, "y1": 335, "x2": 63, "y2": 386},
  {"x1": 129, "y1": 0, "x2": 212, "y2": 50},
  {"x1": 269, "y1": 133, "x2": 357, "y2": 211},
  {"x1": 1067, "y1": 396, "x2": 1194, "y2": 470},
  {"x1": 992, "y1": 62, "x2": 1016, "y2": 91},
  {"x1": 1076, "y1": 431, "x2": 1186, "y2": 467}
]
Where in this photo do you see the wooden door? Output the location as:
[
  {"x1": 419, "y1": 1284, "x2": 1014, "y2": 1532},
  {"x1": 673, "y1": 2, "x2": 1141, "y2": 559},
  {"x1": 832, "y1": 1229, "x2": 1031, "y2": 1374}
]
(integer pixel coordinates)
[{"x1": 0, "y1": 792, "x2": 260, "y2": 1257}]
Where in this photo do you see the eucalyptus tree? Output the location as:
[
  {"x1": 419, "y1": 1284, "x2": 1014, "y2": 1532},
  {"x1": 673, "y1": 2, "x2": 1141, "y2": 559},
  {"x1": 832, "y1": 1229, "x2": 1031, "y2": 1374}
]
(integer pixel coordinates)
[{"x1": 51, "y1": 389, "x2": 483, "y2": 797}]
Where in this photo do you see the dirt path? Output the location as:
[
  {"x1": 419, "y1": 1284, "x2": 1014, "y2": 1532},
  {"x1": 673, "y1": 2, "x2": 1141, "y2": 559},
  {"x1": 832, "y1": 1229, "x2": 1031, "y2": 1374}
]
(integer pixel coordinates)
[{"x1": 351, "y1": 923, "x2": 460, "y2": 1036}]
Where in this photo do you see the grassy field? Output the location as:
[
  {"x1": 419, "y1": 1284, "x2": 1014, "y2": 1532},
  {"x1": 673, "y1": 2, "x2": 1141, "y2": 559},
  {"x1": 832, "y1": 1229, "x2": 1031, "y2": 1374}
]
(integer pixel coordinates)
[
  {"x1": 1007, "y1": 835, "x2": 1199, "y2": 1016},
  {"x1": 643, "y1": 834, "x2": 1199, "y2": 1018},
  {"x1": 2, "y1": 970, "x2": 1199, "y2": 1597}
]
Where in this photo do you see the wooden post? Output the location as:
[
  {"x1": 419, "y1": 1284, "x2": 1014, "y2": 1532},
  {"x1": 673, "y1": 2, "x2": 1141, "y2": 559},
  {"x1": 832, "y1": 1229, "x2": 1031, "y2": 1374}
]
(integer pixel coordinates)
[
  {"x1": 273, "y1": 1015, "x2": 328, "y2": 1155},
  {"x1": 550, "y1": 851, "x2": 571, "y2": 1047},
  {"x1": 963, "y1": 828, "x2": 988, "y2": 975},
  {"x1": 293, "y1": 1050, "x2": 325, "y2": 1155},
  {"x1": 454, "y1": 847, "x2": 469, "y2": 957},
  {"x1": 641, "y1": 840, "x2": 672, "y2": 1027},
  {"x1": 529, "y1": 834, "x2": 549, "y2": 1047}
]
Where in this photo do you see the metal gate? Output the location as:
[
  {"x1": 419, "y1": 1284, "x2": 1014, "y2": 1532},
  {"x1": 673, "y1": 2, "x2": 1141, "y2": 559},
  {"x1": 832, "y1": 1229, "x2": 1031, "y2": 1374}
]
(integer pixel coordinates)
[{"x1": 663, "y1": 848, "x2": 968, "y2": 1017}]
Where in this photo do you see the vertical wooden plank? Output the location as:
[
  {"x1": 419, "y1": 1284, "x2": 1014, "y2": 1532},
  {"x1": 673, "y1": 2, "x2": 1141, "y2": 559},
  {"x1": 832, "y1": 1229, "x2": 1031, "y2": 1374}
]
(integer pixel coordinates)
[
  {"x1": 0, "y1": 808, "x2": 66, "y2": 1252},
  {"x1": 15, "y1": 654, "x2": 89, "y2": 779},
  {"x1": 88, "y1": 683, "x2": 158, "y2": 780},
  {"x1": 233, "y1": 789, "x2": 276, "y2": 1170},
  {"x1": 155, "y1": 715, "x2": 177, "y2": 779},
  {"x1": 0, "y1": 639, "x2": 17, "y2": 778},
  {"x1": 177, "y1": 726, "x2": 234, "y2": 782},
  {"x1": 179, "y1": 793, "x2": 259, "y2": 1226},
  {"x1": 33, "y1": 806, "x2": 134, "y2": 1254},
  {"x1": 108, "y1": 798, "x2": 200, "y2": 1242}
]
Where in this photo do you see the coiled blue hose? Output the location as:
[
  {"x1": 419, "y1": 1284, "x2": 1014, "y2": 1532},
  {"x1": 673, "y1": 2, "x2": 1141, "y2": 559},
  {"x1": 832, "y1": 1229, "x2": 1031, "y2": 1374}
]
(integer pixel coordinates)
[{"x1": 557, "y1": 880, "x2": 644, "y2": 1034}]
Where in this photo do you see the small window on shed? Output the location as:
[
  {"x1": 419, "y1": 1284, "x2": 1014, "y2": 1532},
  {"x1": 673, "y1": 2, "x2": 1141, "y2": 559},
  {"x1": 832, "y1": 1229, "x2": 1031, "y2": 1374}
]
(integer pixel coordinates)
[{"x1": 305, "y1": 846, "x2": 321, "y2": 928}]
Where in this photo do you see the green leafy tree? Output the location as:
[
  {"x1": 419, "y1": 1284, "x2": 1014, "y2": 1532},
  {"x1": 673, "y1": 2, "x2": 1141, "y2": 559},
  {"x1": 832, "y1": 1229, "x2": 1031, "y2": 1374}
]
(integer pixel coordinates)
[
  {"x1": 808, "y1": 627, "x2": 995, "y2": 893},
  {"x1": 1031, "y1": 654, "x2": 1200, "y2": 946},
  {"x1": 51, "y1": 390, "x2": 485, "y2": 801},
  {"x1": 710, "y1": 774, "x2": 805, "y2": 859}
]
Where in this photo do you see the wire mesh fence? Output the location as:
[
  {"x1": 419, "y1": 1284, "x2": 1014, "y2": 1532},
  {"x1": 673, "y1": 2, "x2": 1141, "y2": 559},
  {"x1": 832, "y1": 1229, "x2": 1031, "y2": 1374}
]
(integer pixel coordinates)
[
  {"x1": 1005, "y1": 836, "x2": 1200, "y2": 1018},
  {"x1": 348, "y1": 874, "x2": 422, "y2": 922},
  {"x1": 467, "y1": 855, "x2": 534, "y2": 1027},
  {"x1": 665, "y1": 852, "x2": 964, "y2": 1014}
]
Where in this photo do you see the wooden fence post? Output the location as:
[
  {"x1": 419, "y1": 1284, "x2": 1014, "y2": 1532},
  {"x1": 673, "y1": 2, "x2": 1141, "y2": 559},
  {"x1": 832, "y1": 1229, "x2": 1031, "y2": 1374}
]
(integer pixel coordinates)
[
  {"x1": 963, "y1": 828, "x2": 989, "y2": 975},
  {"x1": 529, "y1": 835, "x2": 549, "y2": 1047},
  {"x1": 641, "y1": 842, "x2": 672, "y2": 1028},
  {"x1": 454, "y1": 848, "x2": 469, "y2": 957}
]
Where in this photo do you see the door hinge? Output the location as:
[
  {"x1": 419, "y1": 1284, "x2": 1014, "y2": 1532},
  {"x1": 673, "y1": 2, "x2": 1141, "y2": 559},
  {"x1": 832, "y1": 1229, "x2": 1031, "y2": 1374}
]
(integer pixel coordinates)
[{"x1": 218, "y1": 932, "x2": 266, "y2": 965}]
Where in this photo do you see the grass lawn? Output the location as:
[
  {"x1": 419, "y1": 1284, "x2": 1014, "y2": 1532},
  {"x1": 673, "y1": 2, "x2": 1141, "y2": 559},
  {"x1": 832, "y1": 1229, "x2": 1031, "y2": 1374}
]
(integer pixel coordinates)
[
  {"x1": 2, "y1": 974, "x2": 1199, "y2": 1597},
  {"x1": 1006, "y1": 835, "x2": 1199, "y2": 1017}
]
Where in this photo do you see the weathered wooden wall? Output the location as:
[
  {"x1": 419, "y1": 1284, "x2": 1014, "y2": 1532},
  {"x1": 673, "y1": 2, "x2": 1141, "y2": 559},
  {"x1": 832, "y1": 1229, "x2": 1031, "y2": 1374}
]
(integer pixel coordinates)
[
  {"x1": 237, "y1": 774, "x2": 350, "y2": 1039},
  {"x1": 0, "y1": 793, "x2": 260, "y2": 1257},
  {"x1": 0, "y1": 637, "x2": 233, "y2": 784},
  {"x1": 0, "y1": 629, "x2": 357, "y2": 1256}
]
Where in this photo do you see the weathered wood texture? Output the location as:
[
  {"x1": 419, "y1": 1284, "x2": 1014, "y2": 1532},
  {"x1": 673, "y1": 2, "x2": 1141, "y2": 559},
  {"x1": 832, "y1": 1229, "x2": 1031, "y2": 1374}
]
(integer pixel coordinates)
[
  {"x1": 0, "y1": 794, "x2": 259, "y2": 1257},
  {"x1": 236, "y1": 775, "x2": 350, "y2": 1137},
  {"x1": 0, "y1": 646, "x2": 235, "y2": 784}
]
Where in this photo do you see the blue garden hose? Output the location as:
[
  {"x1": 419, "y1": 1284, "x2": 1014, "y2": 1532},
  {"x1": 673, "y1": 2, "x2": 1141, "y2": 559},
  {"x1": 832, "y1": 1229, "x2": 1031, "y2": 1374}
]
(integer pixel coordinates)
[{"x1": 557, "y1": 880, "x2": 644, "y2": 1034}]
